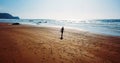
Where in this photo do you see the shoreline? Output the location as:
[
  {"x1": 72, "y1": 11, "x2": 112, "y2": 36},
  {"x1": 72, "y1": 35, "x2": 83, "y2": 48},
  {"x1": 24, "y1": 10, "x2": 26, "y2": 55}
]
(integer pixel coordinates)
[
  {"x1": 1, "y1": 21, "x2": 120, "y2": 36},
  {"x1": 0, "y1": 23, "x2": 120, "y2": 63}
]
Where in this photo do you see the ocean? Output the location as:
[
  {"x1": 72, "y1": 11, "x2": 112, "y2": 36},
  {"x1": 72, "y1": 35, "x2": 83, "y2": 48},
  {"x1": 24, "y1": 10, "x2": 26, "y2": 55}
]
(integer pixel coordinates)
[{"x1": 0, "y1": 19, "x2": 120, "y2": 36}]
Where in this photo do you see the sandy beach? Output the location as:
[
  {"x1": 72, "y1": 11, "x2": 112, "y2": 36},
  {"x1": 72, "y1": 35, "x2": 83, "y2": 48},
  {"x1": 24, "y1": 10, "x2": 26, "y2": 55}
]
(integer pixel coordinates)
[{"x1": 0, "y1": 23, "x2": 120, "y2": 63}]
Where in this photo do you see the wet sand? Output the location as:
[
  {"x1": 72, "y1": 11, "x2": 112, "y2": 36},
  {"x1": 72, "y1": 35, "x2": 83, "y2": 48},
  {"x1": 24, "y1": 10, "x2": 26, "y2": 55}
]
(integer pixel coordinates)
[{"x1": 0, "y1": 23, "x2": 120, "y2": 63}]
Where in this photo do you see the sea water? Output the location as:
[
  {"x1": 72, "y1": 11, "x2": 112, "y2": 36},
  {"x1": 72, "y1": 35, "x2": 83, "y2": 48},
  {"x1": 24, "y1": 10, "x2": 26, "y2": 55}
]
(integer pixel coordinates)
[{"x1": 0, "y1": 19, "x2": 120, "y2": 36}]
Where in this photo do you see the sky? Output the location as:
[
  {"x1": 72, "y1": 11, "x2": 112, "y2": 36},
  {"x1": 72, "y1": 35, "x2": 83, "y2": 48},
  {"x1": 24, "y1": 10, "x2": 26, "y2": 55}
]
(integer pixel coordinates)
[{"x1": 0, "y1": 0, "x2": 120, "y2": 20}]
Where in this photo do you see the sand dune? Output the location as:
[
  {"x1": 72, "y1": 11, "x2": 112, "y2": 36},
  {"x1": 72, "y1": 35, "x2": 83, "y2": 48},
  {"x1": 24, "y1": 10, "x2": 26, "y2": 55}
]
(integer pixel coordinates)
[{"x1": 0, "y1": 23, "x2": 120, "y2": 63}]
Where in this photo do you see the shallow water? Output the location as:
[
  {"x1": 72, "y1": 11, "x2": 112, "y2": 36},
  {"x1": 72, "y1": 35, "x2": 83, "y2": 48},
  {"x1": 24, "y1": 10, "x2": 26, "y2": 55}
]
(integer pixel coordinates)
[{"x1": 0, "y1": 19, "x2": 120, "y2": 36}]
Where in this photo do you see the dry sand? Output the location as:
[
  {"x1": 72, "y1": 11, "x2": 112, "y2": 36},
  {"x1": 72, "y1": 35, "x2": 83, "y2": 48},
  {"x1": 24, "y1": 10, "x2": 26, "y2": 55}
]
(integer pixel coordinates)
[{"x1": 0, "y1": 23, "x2": 120, "y2": 63}]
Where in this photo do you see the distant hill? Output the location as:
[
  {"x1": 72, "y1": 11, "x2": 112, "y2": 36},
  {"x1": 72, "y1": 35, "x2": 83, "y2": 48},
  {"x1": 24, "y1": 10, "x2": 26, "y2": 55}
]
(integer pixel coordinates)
[{"x1": 0, "y1": 13, "x2": 20, "y2": 19}]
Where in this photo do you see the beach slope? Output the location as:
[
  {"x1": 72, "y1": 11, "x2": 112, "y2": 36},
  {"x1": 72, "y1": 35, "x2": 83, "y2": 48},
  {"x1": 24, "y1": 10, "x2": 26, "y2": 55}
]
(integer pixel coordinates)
[{"x1": 0, "y1": 23, "x2": 120, "y2": 63}]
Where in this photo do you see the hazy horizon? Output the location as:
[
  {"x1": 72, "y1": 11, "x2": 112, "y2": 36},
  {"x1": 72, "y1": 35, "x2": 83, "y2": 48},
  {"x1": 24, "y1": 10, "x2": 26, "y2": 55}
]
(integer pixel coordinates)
[{"x1": 0, "y1": 0, "x2": 120, "y2": 20}]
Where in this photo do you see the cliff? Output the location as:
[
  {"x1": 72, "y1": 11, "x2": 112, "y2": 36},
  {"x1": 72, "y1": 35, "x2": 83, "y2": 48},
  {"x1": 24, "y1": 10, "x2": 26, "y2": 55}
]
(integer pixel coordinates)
[{"x1": 0, "y1": 13, "x2": 20, "y2": 19}]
